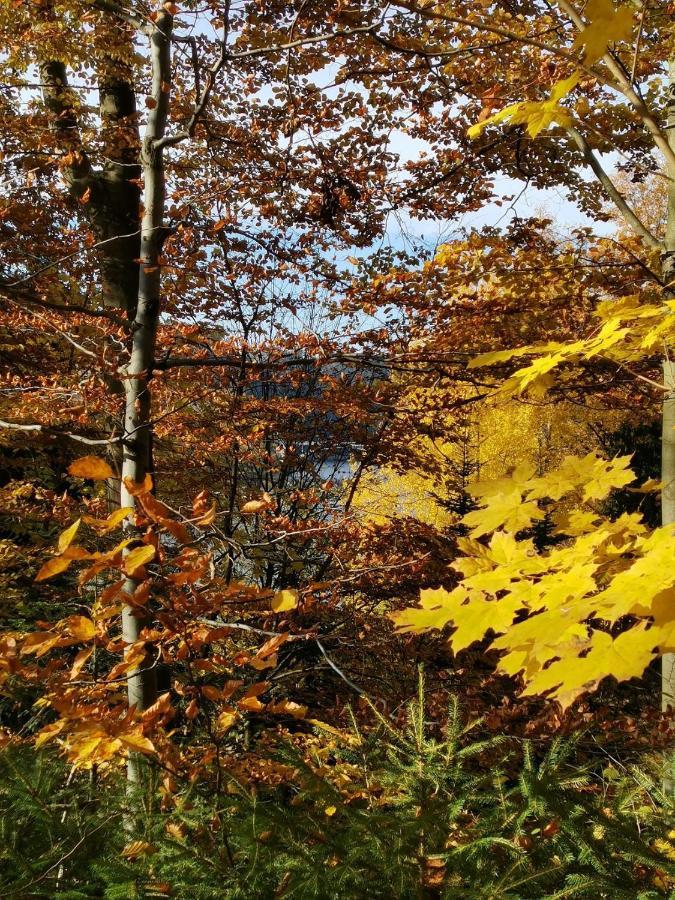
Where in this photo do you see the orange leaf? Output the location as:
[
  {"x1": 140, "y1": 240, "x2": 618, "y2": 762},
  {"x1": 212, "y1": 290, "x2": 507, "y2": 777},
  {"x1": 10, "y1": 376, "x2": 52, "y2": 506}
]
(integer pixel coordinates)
[
  {"x1": 122, "y1": 840, "x2": 156, "y2": 859},
  {"x1": 240, "y1": 499, "x2": 268, "y2": 515},
  {"x1": 70, "y1": 646, "x2": 93, "y2": 679},
  {"x1": 62, "y1": 545, "x2": 92, "y2": 560},
  {"x1": 217, "y1": 708, "x2": 238, "y2": 731},
  {"x1": 250, "y1": 653, "x2": 278, "y2": 671},
  {"x1": 243, "y1": 681, "x2": 268, "y2": 698},
  {"x1": 35, "y1": 720, "x2": 65, "y2": 748},
  {"x1": 131, "y1": 581, "x2": 152, "y2": 607},
  {"x1": 35, "y1": 555, "x2": 72, "y2": 582},
  {"x1": 238, "y1": 696, "x2": 265, "y2": 712},
  {"x1": 65, "y1": 615, "x2": 96, "y2": 641},
  {"x1": 142, "y1": 692, "x2": 173, "y2": 723},
  {"x1": 139, "y1": 493, "x2": 172, "y2": 521},
  {"x1": 160, "y1": 517, "x2": 191, "y2": 544},
  {"x1": 267, "y1": 700, "x2": 307, "y2": 718},
  {"x1": 68, "y1": 456, "x2": 114, "y2": 480},
  {"x1": 201, "y1": 685, "x2": 222, "y2": 701},
  {"x1": 99, "y1": 579, "x2": 126, "y2": 605},
  {"x1": 192, "y1": 490, "x2": 210, "y2": 515},
  {"x1": 22, "y1": 631, "x2": 57, "y2": 654},
  {"x1": 145, "y1": 97, "x2": 157, "y2": 109},
  {"x1": 195, "y1": 501, "x2": 217, "y2": 525},
  {"x1": 119, "y1": 731, "x2": 155, "y2": 754},
  {"x1": 123, "y1": 473, "x2": 153, "y2": 496},
  {"x1": 257, "y1": 633, "x2": 289, "y2": 658},
  {"x1": 83, "y1": 506, "x2": 133, "y2": 533}
]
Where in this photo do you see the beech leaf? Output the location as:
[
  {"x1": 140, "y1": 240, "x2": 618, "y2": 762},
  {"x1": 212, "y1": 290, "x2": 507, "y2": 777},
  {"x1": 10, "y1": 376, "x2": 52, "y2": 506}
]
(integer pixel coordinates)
[
  {"x1": 271, "y1": 589, "x2": 299, "y2": 612},
  {"x1": 68, "y1": 456, "x2": 114, "y2": 480},
  {"x1": 124, "y1": 544, "x2": 156, "y2": 575}
]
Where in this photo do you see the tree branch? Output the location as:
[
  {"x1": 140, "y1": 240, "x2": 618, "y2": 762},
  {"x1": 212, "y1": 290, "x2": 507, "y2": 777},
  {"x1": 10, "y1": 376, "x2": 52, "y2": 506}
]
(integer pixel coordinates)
[
  {"x1": 0, "y1": 420, "x2": 122, "y2": 445},
  {"x1": 567, "y1": 126, "x2": 664, "y2": 250}
]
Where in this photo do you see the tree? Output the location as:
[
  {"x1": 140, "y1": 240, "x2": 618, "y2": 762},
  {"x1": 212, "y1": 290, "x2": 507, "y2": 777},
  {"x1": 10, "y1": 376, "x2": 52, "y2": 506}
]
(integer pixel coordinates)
[{"x1": 2, "y1": 0, "x2": 675, "y2": 792}]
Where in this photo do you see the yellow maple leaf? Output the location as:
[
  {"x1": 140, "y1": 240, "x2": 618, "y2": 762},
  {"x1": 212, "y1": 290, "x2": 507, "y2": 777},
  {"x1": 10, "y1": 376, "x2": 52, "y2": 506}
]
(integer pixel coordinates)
[
  {"x1": 527, "y1": 453, "x2": 633, "y2": 502},
  {"x1": 580, "y1": 454, "x2": 634, "y2": 501},
  {"x1": 391, "y1": 586, "x2": 464, "y2": 634},
  {"x1": 392, "y1": 586, "x2": 522, "y2": 652},
  {"x1": 462, "y1": 495, "x2": 543, "y2": 538},
  {"x1": 462, "y1": 464, "x2": 545, "y2": 537},
  {"x1": 571, "y1": 0, "x2": 634, "y2": 64},
  {"x1": 468, "y1": 73, "x2": 580, "y2": 140},
  {"x1": 467, "y1": 343, "x2": 552, "y2": 369},
  {"x1": 447, "y1": 592, "x2": 524, "y2": 653},
  {"x1": 520, "y1": 624, "x2": 656, "y2": 709},
  {"x1": 552, "y1": 509, "x2": 601, "y2": 536}
]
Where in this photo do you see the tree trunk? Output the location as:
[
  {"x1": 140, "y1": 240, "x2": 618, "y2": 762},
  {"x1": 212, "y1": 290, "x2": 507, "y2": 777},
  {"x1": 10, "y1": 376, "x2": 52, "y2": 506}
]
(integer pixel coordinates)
[
  {"x1": 661, "y1": 59, "x2": 675, "y2": 724},
  {"x1": 659, "y1": 61, "x2": 675, "y2": 796},
  {"x1": 119, "y1": 10, "x2": 173, "y2": 782}
]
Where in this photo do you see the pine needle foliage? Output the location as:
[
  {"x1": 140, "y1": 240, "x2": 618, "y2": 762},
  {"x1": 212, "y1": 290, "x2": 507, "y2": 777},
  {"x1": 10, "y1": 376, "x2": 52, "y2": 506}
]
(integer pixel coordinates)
[{"x1": 1, "y1": 681, "x2": 674, "y2": 898}]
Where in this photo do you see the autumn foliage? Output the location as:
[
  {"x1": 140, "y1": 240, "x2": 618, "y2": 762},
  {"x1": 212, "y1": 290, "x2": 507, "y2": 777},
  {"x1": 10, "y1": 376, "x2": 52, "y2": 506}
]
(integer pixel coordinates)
[{"x1": 1, "y1": 0, "x2": 675, "y2": 894}]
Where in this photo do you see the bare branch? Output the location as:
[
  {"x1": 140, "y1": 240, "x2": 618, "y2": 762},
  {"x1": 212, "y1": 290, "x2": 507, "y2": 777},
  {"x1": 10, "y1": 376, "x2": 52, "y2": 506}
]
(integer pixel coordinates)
[
  {"x1": 567, "y1": 126, "x2": 664, "y2": 250},
  {"x1": 0, "y1": 420, "x2": 121, "y2": 445}
]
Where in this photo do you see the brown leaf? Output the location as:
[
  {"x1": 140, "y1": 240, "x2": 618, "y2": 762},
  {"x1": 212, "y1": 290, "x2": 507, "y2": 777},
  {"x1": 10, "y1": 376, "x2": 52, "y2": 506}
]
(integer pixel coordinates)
[{"x1": 35, "y1": 555, "x2": 72, "y2": 582}]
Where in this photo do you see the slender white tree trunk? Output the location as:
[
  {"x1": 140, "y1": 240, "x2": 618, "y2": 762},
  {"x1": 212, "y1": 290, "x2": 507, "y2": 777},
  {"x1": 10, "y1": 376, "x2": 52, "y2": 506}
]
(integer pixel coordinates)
[
  {"x1": 120, "y1": 9, "x2": 173, "y2": 782},
  {"x1": 661, "y1": 60, "x2": 675, "y2": 722}
]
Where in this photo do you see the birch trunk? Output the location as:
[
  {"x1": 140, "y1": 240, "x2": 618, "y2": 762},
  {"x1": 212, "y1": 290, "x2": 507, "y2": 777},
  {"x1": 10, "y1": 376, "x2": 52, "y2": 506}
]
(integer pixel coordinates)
[
  {"x1": 119, "y1": 12, "x2": 173, "y2": 755},
  {"x1": 659, "y1": 61, "x2": 675, "y2": 798},
  {"x1": 661, "y1": 59, "x2": 675, "y2": 723}
]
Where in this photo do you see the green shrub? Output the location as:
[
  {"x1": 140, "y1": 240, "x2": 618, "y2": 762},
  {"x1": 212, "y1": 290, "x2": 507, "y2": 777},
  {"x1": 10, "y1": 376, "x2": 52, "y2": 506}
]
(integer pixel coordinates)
[{"x1": 1, "y1": 683, "x2": 674, "y2": 898}]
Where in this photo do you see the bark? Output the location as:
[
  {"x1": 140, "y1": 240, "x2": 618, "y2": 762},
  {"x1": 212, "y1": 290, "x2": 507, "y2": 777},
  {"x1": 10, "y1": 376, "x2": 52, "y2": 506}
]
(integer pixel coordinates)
[
  {"x1": 661, "y1": 59, "x2": 675, "y2": 729},
  {"x1": 96, "y1": 54, "x2": 142, "y2": 316},
  {"x1": 119, "y1": 12, "x2": 173, "y2": 780},
  {"x1": 39, "y1": 54, "x2": 141, "y2": 317}
]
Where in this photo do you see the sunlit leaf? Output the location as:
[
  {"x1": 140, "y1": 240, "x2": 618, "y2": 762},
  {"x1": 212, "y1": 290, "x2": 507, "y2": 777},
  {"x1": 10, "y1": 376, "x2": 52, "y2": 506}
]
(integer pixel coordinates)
[
  {"x1": 124, "y1": 544, "x2": 156, "y2": 575},
  {"x1": 271, "y1": 588, "x2": 299, "y2": 612},
  {"x1": 68, "y1": 456, "x2": 114, "y2": 480},
  {"x1": 57, "y1": 518, "x2": 81, "y2": 552}
]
